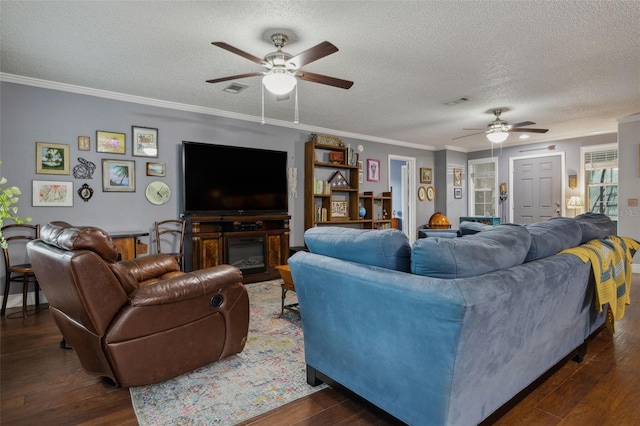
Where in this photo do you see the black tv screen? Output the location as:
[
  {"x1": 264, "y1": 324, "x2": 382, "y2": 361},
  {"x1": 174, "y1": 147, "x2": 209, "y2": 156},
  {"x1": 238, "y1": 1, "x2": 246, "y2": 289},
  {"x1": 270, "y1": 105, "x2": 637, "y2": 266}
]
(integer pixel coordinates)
[{"x1": 182, "y1": 141, "x2": 289, "y2": 215}]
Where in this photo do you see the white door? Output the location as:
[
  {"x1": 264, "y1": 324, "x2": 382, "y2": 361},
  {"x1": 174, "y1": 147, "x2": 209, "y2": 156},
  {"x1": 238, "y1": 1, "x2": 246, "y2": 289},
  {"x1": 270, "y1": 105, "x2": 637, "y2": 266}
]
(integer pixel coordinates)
[{"x1": 511, "y1": 154, "x2": 565, "y2": 224}]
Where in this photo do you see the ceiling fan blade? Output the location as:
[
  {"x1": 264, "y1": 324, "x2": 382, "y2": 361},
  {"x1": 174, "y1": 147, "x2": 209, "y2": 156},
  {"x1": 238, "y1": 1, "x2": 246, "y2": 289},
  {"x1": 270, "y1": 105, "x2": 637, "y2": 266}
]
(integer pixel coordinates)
[
  {"x1": 462, "y1": 128, "x2": 485, "y2": 131},
  {"x1": 212, "y1": 42, "x2": 265, "y2": 65},
  {"x1": 297, "y1": 70, "x2": 354, "y2": 89},
  {"x1": 509, "y1": 128, "x2": 549, "y2": 133},
  {"x1": 206, "y1": 72, "x2": 263, "y2": 84},
  {"x1": 510, "y1": 121, "x2": 536, "y2": 128},
  {"x1": 452, "y1": 131, "x2": 485, "y2": 140},
  {"x1": 285, "y1": 41, "x2": 338, "y2": 69}
]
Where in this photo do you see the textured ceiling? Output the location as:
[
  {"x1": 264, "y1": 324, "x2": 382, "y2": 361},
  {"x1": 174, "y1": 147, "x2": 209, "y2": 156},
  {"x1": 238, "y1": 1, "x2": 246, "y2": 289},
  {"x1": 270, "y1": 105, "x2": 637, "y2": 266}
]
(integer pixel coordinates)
[{"x1": 1, "y1": 1, "x2": 639, "y2": 151}]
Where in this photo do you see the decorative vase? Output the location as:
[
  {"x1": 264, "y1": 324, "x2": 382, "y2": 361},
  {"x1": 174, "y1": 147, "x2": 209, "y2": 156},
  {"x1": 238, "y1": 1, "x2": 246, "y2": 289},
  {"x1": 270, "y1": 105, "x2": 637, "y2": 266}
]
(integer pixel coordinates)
[{"x1": 359, "y1": 206, "x2": 366, "y2": 219}]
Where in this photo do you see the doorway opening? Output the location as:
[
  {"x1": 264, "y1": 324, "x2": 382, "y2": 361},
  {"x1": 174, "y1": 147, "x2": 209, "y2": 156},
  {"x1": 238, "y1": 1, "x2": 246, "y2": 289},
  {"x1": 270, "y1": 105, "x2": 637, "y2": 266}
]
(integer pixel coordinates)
[{"x1": 388, "y1": 155, "x2": 416, "y2": 244}]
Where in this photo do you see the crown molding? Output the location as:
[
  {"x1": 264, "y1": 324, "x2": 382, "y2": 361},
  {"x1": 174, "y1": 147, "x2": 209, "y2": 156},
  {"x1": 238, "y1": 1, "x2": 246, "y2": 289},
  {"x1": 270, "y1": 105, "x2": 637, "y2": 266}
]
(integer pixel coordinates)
[{"x1": 0, "y1": 73, "x2": 434, "y2": 151}]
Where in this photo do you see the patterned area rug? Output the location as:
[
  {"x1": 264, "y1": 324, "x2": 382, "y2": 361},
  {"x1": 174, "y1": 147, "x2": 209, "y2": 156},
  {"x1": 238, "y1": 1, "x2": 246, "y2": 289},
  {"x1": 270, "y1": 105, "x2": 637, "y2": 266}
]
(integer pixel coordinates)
[{"x1": 130, "y1": 280, "x2": 326, "y2": 425}]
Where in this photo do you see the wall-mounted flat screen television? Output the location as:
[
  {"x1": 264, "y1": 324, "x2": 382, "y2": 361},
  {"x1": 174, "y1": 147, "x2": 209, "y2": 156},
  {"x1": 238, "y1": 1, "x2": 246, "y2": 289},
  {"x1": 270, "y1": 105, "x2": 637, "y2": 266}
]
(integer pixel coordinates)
[{"x1": 182, "y1": 141, "x2": 289, "y2": 216}]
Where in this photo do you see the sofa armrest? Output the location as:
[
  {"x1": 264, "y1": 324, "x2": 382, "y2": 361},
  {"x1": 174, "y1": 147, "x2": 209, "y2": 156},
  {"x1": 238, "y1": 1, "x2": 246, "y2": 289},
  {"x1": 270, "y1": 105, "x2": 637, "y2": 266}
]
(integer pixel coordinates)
[{"x1": 129, "y1": 264, "x2": 243, "y2": 306}]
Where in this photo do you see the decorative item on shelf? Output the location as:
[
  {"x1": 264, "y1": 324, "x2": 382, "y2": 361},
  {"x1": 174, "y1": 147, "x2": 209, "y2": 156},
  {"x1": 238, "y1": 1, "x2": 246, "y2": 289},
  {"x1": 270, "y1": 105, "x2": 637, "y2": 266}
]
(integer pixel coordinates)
[
  {"x1": 331, "y1": 201, "x2": 348, "y2": 219},
  {"x1": 311, "y1": 133, "x2": 342, "y2": 147},
  {"x1": 328, "y1": 171, "x2": 350, "y2": 188},
  {"x1": 329, "y1": 151, "x2": 344, "y2": 164},
  {"x1": 77, "y1": 183, "x2": 93, "y2": 202},
  {"x1": 72, "y1": 157, "x2": 96, "y2": 179},
  {"x1": 359, "y1": 206, "x2": 366, "y2": 219},
  {"x1": 428, "y1": 212, "x2": 451, "y2": 229}
]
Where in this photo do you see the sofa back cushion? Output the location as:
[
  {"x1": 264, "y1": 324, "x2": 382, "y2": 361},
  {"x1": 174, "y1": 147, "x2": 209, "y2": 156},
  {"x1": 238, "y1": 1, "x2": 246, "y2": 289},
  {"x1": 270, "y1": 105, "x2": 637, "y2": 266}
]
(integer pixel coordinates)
[
  {"x1": 411, "y1": 224, "x2": 531, "y2": 278},
  {"x1": 525, "y1": 218, "x2": 582, "y2": 262},
  {"x1": 459, "y1": 221, "x2": 493, "y2": 236},
  {"x1": 303, "y1": 227, "x2": 412, "y2": 272},
  {"x1": 574, "y1": 213, "x2": 617, "y2": 243}
]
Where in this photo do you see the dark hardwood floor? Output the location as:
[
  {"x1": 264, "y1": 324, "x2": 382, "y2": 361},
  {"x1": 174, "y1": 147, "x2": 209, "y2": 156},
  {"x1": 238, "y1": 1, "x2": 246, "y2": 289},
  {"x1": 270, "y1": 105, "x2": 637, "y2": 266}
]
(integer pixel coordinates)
[{"x1": 2, "y1": 275, "x2": 639, "y2": 425}]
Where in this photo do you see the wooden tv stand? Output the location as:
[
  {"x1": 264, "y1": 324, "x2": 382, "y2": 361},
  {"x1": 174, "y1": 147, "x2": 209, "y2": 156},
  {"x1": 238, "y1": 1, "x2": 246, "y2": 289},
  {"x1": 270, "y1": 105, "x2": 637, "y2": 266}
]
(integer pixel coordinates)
[{"x1": 184, "y1": 214, "x2": 290, "y2": 284}]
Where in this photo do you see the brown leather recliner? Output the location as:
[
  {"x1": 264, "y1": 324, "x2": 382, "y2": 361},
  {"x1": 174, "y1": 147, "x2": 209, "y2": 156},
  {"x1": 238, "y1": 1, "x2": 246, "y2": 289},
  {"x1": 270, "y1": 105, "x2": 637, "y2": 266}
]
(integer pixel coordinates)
[{"x1": 26, "y1": 221, "x2": 249, "y2": 388}]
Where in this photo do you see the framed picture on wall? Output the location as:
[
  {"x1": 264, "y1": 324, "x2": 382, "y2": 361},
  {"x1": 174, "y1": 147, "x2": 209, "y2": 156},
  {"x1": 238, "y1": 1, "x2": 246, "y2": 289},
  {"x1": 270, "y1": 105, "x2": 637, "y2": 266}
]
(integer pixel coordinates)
[
  {"x1": 367, "y1": 159, "x2": 380, "y2": 182},
  {"x1": 77, "y1": 136, "x2": 90, "y2": 151},
  {"x1": 453, "y1": 168, "x2": 462, "y2": 186},
  {"x1": 132, "y1": 126, "x2": 159, "y2": 157},
  {"x1": 36, "y1": 142, "x2": 70, "y2": 175},
  {"x1": 102, "y1": 159, "x2": 135, "y2": 192},
  {"x1": 32, "y1": 180, "x2": 73, "y2": 206},
  {"x1": 146, "y1": 162, "x2": 166, "y2": 177},
  {"x1": 96, "y1": 131, "x2": 126, "y2": 154},
  {"x1": 420, "y1": 167, "x2": 432, "y2": 183}
]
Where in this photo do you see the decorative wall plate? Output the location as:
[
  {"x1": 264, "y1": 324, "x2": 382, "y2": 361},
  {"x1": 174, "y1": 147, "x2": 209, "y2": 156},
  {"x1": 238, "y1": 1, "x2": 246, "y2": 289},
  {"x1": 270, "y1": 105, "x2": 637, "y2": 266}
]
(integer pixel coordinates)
[
  {"x1": 418, "y1": 186, "x2": 427, "y2": 201},
  {"x1": 78, "y1": 183, "x2": 94, "y2": 202},
  {"x1": 427, "y1": 186, "x2": 435, "y2": 201}
]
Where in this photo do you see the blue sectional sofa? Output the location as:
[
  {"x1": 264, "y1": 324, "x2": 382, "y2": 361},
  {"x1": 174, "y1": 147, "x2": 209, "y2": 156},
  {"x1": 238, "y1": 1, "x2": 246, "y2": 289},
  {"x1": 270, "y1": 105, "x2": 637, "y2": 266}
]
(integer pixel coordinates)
[{"x1": 288, "y1": 215, "x2": 634, "y2": 426}]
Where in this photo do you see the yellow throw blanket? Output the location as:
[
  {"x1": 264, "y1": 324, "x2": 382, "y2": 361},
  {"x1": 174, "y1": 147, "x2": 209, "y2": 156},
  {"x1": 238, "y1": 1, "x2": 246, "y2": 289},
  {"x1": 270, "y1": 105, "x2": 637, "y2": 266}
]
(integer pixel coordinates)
[{"x1": 560, "y1": 236, "x2": 639, "y2": 333}]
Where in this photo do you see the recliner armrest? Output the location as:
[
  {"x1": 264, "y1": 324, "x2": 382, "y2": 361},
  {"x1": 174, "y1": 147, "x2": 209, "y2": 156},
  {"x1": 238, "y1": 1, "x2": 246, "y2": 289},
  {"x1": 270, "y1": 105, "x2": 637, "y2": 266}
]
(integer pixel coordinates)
[
  {"x1": 119, "y1": 254, "x2": 180, "y2": 280},
  {"x1": 128, "y1": 264, "x2": 243, "y2": 306}
]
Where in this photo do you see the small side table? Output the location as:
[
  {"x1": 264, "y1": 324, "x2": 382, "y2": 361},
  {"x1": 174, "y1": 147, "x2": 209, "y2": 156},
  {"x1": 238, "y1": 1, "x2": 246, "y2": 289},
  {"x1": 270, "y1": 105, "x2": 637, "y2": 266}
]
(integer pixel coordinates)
[{"x1": 276, "y1": 265, "x2": 299, "y2": 317}]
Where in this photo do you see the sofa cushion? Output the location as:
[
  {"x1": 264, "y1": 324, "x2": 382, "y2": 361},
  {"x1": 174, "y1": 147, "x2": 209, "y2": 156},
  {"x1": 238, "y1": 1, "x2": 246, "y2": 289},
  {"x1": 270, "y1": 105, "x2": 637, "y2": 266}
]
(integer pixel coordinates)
[
  {"x1": 411, "y1": 224, "x2": 531, "y2": 278},
  {"x1": 573, "y1": 213, "x2": 617, "y2": 243},
  {"x1": 459, "y1": 221, "x2": 493, "y2": 236},
  {"x1": 303, "y1": 227, "x2": 411, "y2": 272},
  {"x1": 525, "y1": 218, "x2": 582, "y2": 262}
]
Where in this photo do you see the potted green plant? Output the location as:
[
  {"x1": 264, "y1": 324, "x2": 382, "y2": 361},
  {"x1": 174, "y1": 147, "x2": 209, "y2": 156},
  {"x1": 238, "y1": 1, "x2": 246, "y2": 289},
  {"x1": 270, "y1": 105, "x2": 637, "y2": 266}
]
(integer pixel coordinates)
[{"x1": 0, "y1": 161, "x2": 32, "y2": 248}]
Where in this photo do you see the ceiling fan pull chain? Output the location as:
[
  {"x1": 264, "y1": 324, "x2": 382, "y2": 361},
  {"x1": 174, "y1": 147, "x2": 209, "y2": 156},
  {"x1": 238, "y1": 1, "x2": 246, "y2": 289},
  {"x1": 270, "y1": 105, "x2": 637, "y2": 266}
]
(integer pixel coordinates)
[
  {"x1": 294, "y1": 84, "x2": 299, "y2": 124},
  {"x1": 261, "y1": 83, "x2": 265, "y2": 125}
]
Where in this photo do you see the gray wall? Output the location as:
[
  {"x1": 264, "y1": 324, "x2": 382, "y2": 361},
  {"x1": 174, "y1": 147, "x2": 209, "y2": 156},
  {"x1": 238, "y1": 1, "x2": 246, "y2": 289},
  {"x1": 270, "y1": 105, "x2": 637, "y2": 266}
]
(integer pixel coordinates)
[
  {"x1": 1, "y1": 81, "x2": 437, "y2": 300},
  {"x1": 2, "y1": 81, "x2": 637, "y2": 305}
]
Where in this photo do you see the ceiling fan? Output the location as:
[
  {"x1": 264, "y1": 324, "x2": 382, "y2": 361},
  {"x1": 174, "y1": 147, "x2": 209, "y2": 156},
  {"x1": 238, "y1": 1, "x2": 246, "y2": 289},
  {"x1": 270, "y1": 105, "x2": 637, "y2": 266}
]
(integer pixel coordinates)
[
  {"x1": 206, "y1": 32, "x2": 354, "y2": 96},
  {"x1": 453, "y1": 109, "x2": 549, "y2": 143}
]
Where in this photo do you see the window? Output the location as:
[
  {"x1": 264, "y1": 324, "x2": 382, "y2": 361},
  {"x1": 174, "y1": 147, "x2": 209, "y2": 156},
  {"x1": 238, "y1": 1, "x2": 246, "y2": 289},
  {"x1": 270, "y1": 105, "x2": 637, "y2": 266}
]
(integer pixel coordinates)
[
  {"x1": 468, "y1": 157, "x2": 498, "y2": 216},
  {"x1": 583, "y1": 144, "x2": 618, "y2": 220}
]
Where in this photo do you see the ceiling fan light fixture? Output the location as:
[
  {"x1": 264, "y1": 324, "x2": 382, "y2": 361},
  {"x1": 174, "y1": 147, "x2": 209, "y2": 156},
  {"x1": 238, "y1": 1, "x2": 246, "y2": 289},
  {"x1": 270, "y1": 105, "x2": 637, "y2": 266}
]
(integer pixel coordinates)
[
  {"x1": 262, "y1": 69, "x2": 297, "y2": 95},
  {"x1": 487, "y1": 131, "x2": 509, "y2": 144}
]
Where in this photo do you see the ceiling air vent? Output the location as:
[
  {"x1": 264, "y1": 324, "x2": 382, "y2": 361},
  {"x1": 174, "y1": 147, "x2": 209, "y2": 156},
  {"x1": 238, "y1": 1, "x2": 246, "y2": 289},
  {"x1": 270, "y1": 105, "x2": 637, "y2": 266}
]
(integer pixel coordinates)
[
  {"x1": 223, "y1": 83, "x2": 249, "y2": 94},
  {"x1": 443, "y1": 97, "x2": 470, "y2": 106}
]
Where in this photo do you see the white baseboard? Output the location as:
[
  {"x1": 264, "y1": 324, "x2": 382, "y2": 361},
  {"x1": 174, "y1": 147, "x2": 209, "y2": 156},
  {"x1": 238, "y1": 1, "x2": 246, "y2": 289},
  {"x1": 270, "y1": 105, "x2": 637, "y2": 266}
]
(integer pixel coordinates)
[{"x1": 1, "y1": 291, "x2": 48, "y2": 310}]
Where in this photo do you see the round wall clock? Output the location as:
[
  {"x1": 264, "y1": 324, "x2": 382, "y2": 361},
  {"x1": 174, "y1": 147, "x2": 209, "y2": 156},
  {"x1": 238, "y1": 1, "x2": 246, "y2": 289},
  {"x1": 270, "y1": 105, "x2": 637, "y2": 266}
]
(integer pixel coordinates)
[
  {"x1": 145, "y1": 181, "x2": 171, "y2": 205},
  {"x1": 418, "y1": 186, "x2": 427, "y2": 201}
]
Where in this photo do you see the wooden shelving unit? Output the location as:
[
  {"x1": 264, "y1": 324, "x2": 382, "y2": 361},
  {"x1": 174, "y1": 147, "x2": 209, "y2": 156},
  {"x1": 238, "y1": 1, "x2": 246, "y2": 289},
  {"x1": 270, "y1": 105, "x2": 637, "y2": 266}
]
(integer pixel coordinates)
[{"x1": 305, "y1": 139, "x2": 395, "y2": 231}]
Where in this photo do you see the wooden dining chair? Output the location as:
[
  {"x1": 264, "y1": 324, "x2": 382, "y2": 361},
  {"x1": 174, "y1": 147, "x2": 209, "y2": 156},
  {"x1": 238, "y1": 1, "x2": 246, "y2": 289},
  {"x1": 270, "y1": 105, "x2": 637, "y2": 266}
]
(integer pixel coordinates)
[
  {"x1": 154, "y1": 219, "x2": 186, "y2": 270},
  {"x1": 1, "y1": 223, "x2": 42, "y2": 318}
]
